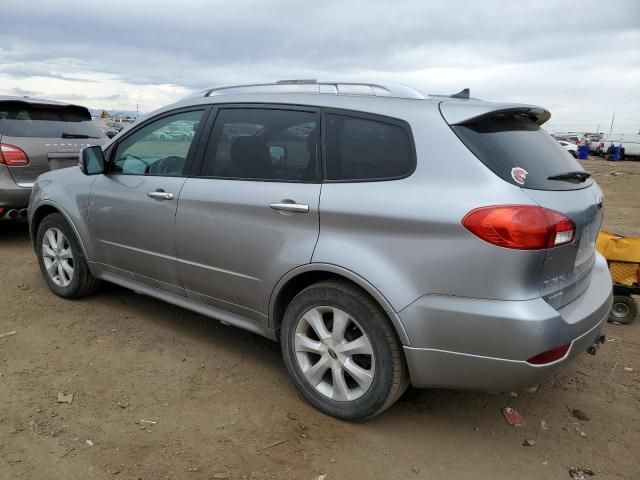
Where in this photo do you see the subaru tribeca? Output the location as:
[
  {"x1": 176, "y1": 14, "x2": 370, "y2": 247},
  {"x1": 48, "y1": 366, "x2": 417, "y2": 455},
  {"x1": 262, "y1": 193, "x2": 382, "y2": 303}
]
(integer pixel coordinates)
[
  {"x1": 0, "y1": 96, "x2": 106, "y2": 219},
  {"x1": 28, "y1": 81, "x2": 612, "y2": 420}
]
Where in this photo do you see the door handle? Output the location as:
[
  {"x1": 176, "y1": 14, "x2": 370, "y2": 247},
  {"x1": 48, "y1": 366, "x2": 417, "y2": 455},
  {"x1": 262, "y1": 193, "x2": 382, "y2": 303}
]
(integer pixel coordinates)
[
  {"x1": 269, "y1": 202, "x2": 309, "y2": 214},
  {"x1": 147, "y1": 191, "x2": 174, "y2": 200}
]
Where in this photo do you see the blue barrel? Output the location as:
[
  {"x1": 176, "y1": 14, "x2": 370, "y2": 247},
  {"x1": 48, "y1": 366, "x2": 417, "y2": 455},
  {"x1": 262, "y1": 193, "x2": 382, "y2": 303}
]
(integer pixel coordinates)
[
  {"x1": 577, "y1": 145, "x2": 590, "y2": 160},
  {"x1": 612, "y1": 146, "x2": 622, "y2": 161}
]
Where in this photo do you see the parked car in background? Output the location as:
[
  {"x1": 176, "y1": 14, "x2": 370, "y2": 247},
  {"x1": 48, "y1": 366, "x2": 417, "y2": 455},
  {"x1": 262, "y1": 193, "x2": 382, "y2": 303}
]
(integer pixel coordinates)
[
  {"x1": 558, "y1": 140, "x2": 578, "y2": 157},
  {"x1": 600, "y1": 133, "x2": 640, "y2": 159},
  {"x1": 553, "y1": 132, "x2": 587, "y2": 145},
  {"x1": 28, "y1": 81, "x2": 612, "y2": 419},
  {"x1": 92, "y1": 118, "x2": 120, "y2": 138},
  {"x1": 588, "y1": 136, "x2": 604, "y2": 154},
  {"x1": 0, "y1": 96, "x2": 107, "y2": 219}
]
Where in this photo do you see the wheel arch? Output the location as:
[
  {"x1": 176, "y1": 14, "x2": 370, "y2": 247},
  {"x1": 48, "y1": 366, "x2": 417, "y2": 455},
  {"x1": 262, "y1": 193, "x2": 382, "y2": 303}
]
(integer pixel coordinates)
[
  {"x1": 30, "y1": 201, "x2": 90, "y2": 260},
  {"x1": 269, "y1": 264, "x2": 411, "y2": 345}
]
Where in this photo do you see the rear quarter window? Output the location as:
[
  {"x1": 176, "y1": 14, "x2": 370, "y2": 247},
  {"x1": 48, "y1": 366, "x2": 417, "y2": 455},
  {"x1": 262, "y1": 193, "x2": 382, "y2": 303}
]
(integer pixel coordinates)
[
  {"x1": 324, "y1": 113, "x2": 415, "y2": 181},
  {"x1": 452, "y1": 114, "x2": 592, "y2": 191},
  {"x1": 0, "y1": 101, "x2": 104, "y2": 139}
]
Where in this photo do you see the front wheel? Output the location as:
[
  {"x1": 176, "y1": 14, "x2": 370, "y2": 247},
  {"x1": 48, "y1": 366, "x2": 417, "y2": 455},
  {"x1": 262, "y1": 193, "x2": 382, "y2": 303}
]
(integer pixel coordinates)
[
  {"x1": 36, "y1": 213, "x2": 100, "y2": 298},
  {"x1": 280, "y1": 280, "x2": 408, "y2": 420}
]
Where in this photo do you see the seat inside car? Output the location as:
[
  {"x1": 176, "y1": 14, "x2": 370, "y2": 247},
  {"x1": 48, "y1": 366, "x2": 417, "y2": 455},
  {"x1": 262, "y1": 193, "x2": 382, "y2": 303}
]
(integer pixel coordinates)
[{"x1": 230, "y1": 136, "x2": 273, "y2": 179}]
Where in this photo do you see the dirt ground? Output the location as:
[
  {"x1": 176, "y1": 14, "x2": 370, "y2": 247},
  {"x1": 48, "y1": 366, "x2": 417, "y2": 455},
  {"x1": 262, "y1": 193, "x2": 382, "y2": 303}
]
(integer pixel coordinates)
[{"x1": 1, "y1": 158, "x2": 639, "y2": 480}]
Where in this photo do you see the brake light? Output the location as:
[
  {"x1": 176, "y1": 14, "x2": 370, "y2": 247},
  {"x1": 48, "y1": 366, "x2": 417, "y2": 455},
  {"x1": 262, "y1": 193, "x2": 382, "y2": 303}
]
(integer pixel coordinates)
[
  {"x1": 462, "y1": 205, "x2": 575, "y2": 250},
  {"x1": 0, "y1": 144, "x2": 30, "y2": 166},
  {"x1": 527, "y1": 343, "x2": 570, "y2": 364}
]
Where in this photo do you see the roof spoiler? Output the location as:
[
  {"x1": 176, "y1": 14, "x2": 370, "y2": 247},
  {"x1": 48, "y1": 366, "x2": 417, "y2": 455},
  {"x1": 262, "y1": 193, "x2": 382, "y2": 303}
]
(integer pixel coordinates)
[
  {"x1": 440, "y1": 102, "x2": 552, "y2": 127},
  {"x1": 458, "y1": 107, "x2": 551, "y2": 126}
]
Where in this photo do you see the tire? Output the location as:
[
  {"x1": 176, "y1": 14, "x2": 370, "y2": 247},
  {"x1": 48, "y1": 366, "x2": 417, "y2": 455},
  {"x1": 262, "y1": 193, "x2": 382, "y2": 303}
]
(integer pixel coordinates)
[
  {"x1": 280, "y1": 280, "x2": 408, "y2": 420},
  {"x1": 36, "y1": 213, "x2": 100, "y2": 298},
  {"x1": 608, "y1": 295, "x2": 637, "y2": 325}
]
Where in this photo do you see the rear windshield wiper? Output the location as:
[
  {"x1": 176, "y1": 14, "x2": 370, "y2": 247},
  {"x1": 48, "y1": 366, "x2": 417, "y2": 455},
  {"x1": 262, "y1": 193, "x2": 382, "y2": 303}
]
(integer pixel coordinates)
[
  {"x1": 547, "y1": 171, "x2": 591, "y2": 183},
  {"x1": 61, "y1": 132, "x2": 100, "y2": 139}
]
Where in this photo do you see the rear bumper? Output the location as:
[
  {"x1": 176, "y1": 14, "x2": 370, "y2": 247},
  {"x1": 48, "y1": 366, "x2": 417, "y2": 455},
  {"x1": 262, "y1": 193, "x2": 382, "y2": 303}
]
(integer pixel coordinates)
[
  {"x1": 0, "y1": 166, "x2": 31, "y2": 209},
  {"x1": 400, "y1": 253, "x2": 613, "y2": 391}
]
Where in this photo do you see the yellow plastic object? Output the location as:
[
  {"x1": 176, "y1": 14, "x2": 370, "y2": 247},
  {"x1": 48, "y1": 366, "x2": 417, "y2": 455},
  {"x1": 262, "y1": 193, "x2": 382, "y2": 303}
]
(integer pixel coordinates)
[
  {"x1": 609, "y1": 262, "x2": 638, "y2": 286},
  {"x1": 597, "y1": 230, "x2": 640, "y2": 286},
  {"x1": 596, "y1": 231, "x2": 640, "y2": 263}
]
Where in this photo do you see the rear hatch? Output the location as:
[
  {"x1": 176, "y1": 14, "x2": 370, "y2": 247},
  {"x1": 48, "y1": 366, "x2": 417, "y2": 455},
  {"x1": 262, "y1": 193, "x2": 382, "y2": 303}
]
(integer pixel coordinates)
[
  {"x1": 441, "y1": 101, "x2": 603, "y2": 309},
  {"x1": 0, "y1": 100, "x2": 106, "y2": 186}
]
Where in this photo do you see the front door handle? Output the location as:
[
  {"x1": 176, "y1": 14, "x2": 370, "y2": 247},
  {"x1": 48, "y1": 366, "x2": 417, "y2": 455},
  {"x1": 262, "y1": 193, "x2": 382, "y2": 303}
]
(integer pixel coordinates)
[
  {"x1": 148, "y1": 191, "x2": 174, "y2": 200},
  {"x1": 269, "y1": 202, "x2": 309, "y2": 214}
]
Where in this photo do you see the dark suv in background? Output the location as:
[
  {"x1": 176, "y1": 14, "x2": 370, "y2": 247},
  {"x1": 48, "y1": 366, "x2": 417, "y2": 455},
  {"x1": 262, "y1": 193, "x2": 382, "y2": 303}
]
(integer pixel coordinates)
[{"x1": 0, "y1": 96, "x2": 107, "y2": 219}]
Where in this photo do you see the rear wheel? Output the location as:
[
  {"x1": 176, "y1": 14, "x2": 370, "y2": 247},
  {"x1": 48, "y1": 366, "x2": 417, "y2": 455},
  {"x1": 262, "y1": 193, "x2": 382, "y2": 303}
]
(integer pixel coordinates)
[
  {"x1": 280, "y1": 280, "x2": 408, "y2": 420},
  {"x1": 608, "y1": 295, "x2": 637, "y2": 324},
  {"x1": 36, "y1": 213, "x2": 100, "y2": 298}
]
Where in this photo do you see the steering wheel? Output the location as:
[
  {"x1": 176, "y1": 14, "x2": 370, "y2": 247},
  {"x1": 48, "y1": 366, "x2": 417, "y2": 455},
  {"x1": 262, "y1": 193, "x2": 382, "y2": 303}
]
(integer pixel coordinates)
[{"x1": 147, "y1": 156, "x2": 184, "y2": 175}]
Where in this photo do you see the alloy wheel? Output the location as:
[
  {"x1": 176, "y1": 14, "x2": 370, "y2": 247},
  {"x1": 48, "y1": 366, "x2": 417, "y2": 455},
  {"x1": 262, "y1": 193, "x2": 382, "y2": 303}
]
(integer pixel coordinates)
[
  {"x1": 42, "y1": 228, "x2": 74, "y2": 287},
  {"x1": 294, "y1": 306, "x2": 375, "y2": 401}
]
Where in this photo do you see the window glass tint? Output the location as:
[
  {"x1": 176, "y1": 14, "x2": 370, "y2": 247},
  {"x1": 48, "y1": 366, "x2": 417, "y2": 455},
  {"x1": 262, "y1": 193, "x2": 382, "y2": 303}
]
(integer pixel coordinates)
[
  {"x1": 452, "y1": 114, "x2": 592, "y2": 191},
  {"x1": 202, "y1": 109, "x2": 318, "y2": 181},
  {"x1": 0, "y1": 101, "x2": 104, "y2": 139},
  {"x1": 325, "y1": 114, "x2": 413, "y2": 181},
  {"x1": 111, "y1": 110, "x2": 203, "y2": 176}
]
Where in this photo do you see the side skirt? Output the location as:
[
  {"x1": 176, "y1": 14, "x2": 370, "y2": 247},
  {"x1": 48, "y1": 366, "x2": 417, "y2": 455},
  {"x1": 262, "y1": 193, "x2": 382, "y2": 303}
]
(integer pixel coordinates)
[{"x1": 98, "y1": 270, "x2": 277, "y2": 342}]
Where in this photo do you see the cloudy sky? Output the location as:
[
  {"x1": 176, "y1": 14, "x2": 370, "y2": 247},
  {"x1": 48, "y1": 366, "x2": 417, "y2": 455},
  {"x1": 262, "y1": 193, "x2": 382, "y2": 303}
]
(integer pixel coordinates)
[{"x1": 1, "y1": 0, "x2": 638, "y2": 133}]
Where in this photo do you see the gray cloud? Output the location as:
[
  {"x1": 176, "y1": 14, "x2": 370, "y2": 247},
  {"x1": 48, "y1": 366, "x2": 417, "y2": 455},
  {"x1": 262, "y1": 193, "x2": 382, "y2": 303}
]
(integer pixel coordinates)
[{"x1": 0, "y1": 0, "x2": 638, "y2": 131}]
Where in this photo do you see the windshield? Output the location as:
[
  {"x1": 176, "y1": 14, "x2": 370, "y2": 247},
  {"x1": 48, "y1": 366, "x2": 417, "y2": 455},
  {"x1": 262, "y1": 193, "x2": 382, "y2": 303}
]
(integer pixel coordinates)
[
  {"x1": 452, "y1": 114, "x2": 592, "y2": 191},
  {"x1": 0, "y1": 101, "x2": 105, "y2": 139}
]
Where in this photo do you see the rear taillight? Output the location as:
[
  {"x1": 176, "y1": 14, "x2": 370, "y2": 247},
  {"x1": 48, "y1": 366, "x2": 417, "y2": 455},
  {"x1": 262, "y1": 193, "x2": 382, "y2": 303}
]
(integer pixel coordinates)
[
  {"x1": 462, "y1": 205, "x2": 575, "y2": 250},
  {"x1": 527, "y1": 343, "x2": 570, "y2": 364},
  {"x1": 0, "y1": 144, "x2": 30, "y2": 166}
]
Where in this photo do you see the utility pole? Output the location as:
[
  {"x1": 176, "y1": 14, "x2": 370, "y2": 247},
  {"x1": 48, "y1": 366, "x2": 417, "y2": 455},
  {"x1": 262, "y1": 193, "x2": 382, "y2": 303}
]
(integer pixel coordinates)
[
  {"x1": 609, "y1": 112, "x2": 615, "y2": 134},
  {"x1": 596, "y1": 123, "x2": 600, "y2": 134}
]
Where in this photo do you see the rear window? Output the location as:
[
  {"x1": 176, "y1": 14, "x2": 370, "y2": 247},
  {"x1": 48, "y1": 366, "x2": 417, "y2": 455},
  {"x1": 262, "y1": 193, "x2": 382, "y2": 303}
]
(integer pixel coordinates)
[
  {"x1": 0, "y1": 101, "x2": 104, "y2": 139},
  {"x1": 453, "y1": 114, "x2": 592, "y2": 191},
  {"x1": 325, "y1": 113, "x2": 414, "y2": 181}
]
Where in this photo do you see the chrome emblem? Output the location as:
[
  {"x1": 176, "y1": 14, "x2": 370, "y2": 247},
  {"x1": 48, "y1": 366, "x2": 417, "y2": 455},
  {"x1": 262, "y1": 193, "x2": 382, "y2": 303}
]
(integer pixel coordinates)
[{"x1": 511, "y1": 167, "x2": 529, "y2": 185}]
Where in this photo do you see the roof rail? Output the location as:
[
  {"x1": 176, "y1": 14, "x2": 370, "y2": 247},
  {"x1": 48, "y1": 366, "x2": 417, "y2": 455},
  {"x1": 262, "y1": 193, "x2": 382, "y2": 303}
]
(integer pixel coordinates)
[{"x1": 199, "y1": 81, "x2": 426, "y2": 100}]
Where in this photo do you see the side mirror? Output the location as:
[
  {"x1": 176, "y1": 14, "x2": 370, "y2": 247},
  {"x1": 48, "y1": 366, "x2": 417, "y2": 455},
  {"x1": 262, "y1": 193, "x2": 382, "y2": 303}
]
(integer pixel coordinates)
[
  {"x1": 79, "y1": 145, "x2": 106, "y2": 175},
  {"x1": 269, "y1": 145, "x2": 287, "y2": 164}
]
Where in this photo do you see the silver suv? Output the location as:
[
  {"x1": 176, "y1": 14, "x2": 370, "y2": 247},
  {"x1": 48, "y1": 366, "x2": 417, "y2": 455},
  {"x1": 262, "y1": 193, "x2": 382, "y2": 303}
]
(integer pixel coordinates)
[
  {"x1": 28, "y1": 81, "x2": 612, "y2": 420},
  {"x1": 0, "y1": 96, "x2": 106, "y2": 219}
]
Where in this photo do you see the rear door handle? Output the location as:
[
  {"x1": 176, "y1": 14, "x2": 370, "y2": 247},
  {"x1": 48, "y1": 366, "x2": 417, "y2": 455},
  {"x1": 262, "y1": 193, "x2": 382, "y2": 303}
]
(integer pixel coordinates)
[
  {"x1": 269, "y1": 202, "x2": 309, "y2": 214},
  {"x1": 148, "y1": 191, "x2": 174, "y2": 200}
]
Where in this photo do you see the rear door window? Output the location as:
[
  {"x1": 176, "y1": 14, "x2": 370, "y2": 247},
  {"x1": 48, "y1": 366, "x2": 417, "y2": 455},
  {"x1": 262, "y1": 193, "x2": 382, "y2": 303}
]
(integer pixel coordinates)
[
  {"x1": 201, "y1": 108, "x2": 319, "y2": 182},
  {"x1": 0, "y1": 101, "x2": 104, "y2": 139},
  {"x1": 324, "y1": 113, "x2": 415, "y2": 181},
  {"x1": 452, "y1": 114, "x2": 591, "y2": 191}
]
